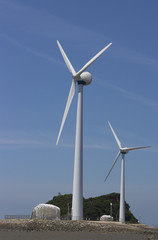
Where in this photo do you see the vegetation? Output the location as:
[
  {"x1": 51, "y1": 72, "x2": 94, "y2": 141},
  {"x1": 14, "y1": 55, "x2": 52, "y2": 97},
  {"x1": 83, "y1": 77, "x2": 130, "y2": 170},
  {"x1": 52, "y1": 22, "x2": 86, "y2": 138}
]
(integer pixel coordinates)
[{"x1": 47, "y1": 192, "x2": 138, "y2": 223}]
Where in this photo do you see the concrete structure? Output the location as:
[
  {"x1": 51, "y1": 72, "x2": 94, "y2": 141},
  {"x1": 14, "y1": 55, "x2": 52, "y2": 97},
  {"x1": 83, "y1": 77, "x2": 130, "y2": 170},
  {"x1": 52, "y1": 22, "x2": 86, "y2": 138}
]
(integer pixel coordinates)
[{"x1": 32, "y1": 204, "x2": 60, "y2": 220}]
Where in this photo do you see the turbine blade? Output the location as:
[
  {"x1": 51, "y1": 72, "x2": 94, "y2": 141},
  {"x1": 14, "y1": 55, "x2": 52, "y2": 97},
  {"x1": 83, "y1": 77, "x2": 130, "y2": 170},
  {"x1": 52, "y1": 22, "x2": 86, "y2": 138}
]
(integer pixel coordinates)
[
  {"x1": 56, "y1": 80, "x2": 76, "y2": 145},
  {"x1": 57, "y1": 40, "x2": 76, "y2": 76},
  {"x1": 104, "y1": 151, "x2": 121, "y2": 182},
  {"x1": 108, "y1": 121, "x2": 122, "y2": 149},
  {"x1": 126, "y1": 146, "x2": 151, "y2": 151},
  {"x1": 74, "y1": 42, "x2": 112, "y2": 78}
]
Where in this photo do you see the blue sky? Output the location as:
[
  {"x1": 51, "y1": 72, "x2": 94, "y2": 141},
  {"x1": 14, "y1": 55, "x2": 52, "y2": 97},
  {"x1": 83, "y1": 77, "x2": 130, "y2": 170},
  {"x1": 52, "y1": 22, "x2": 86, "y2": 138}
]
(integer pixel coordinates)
[{"x1": 0, "y1": 0, "x2": 158, "y2": 226}]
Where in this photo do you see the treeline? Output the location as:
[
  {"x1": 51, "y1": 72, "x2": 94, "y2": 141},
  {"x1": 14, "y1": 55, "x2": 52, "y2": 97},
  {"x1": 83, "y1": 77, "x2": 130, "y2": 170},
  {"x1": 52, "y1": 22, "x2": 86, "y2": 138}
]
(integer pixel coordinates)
[{"x1": 47, "y1": 192, "x2": 138, "y2": 223}]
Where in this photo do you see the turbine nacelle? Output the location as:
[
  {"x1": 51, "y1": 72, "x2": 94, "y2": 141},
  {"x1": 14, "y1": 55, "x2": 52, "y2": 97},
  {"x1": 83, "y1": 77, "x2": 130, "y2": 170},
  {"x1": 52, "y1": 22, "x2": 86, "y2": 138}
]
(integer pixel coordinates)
[
  {"x1": 120, "y1": 147, "x2": 129, "y2": 154},
  {"x1": 77, "y1": 72, "x2": 92, "y2": 85}
]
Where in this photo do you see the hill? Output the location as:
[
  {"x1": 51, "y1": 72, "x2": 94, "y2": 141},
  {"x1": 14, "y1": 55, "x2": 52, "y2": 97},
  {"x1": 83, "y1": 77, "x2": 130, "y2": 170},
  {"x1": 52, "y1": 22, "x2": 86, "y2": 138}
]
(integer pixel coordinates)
[{"x1": 47, "y1": 192, "x2": 138, "y2": 223}]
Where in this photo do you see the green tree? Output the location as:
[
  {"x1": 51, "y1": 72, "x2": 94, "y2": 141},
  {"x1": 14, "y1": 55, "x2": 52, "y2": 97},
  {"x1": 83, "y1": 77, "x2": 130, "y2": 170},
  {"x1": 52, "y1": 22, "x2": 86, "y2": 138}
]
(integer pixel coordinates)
[{"x1": 46, "y1": 192, "x2": 138, "y2": 223}]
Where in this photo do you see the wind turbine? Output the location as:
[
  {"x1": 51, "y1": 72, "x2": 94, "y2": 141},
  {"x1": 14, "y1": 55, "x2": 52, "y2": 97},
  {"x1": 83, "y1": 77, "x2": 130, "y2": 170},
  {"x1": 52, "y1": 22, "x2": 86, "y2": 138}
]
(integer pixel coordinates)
[
  {"x1": 105, "y1": 121, "x2": 150, "y2": 223},
  {"x1": 56, "y1": 40, "x2": 112, "y2": 220}
]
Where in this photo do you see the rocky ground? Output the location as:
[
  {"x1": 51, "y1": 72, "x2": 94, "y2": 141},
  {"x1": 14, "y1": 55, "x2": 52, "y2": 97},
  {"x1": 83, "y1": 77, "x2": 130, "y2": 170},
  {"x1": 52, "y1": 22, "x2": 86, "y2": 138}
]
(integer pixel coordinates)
[{"x1": 0, "y1": 219, "x2": 157, "y2": 239}]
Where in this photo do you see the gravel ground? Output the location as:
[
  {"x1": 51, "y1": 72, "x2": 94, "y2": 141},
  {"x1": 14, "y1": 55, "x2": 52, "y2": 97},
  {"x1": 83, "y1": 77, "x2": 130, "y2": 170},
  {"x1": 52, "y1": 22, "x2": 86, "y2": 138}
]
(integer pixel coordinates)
[
  {"x1": 0, "y1": 219, "x2": 157, "y2": 240},
  {"x1": 0, "y1": 231, "x2": 155, "y2": 240}
]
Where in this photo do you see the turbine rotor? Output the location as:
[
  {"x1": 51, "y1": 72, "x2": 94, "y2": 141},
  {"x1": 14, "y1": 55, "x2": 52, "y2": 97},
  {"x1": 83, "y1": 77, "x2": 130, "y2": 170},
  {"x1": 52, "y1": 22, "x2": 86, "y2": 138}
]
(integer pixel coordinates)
[{"x1": 56, "y1": 41, "x2": 112, "y2": 145}]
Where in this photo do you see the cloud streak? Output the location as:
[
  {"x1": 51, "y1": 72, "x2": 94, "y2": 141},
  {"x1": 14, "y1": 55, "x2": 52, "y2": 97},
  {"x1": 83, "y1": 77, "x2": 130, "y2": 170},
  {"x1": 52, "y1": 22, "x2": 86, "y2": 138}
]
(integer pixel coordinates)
[
  {"x1": 97, "y1": 78, "x2": 158, "y2": 110},
  {"x1": 57, "y1": 142, "x2": 115, "y2": 151},
  {"x1": 1, "y1": 0, "x2": 158, "y2": 71},
  {"x1": 0, "y1": 0, "x2": 105, "y2": 43},
  {"x1": 1, "y1": 34, "x2": 61, "y2": 65},
  {"x1": 0, "y1": 138, "x2": 115, "y2": 151},
  {"x1": 112, "y1": 44, "x2": 158, "y2": 70},
  {"x1": 0, "y1": 138, "x2": 54, "y2": 149}
]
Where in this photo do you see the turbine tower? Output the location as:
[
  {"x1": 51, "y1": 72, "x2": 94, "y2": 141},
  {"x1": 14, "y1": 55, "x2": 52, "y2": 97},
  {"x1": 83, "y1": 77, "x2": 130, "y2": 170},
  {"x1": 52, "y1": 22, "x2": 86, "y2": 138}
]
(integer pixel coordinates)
[
  {"x1": 105, "y1": 121, "x2": 150, "y2": 223},
  {"x1": 56, "y1": 41, "x2": 112, "y2": 220}
]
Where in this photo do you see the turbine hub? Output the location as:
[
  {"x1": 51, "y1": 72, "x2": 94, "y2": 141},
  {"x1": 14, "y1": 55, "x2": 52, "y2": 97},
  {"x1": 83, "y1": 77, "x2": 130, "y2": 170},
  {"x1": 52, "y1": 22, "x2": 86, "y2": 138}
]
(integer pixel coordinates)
[{"x1": 79, "y1": 72, "x2": 92, "y2": 85}]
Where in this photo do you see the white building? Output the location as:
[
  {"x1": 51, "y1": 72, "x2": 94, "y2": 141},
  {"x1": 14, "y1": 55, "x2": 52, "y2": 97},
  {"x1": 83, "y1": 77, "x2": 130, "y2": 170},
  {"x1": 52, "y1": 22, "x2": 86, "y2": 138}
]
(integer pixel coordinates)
[{"x1": 32, "y1": 203, "x2": 60, "y2": 220}]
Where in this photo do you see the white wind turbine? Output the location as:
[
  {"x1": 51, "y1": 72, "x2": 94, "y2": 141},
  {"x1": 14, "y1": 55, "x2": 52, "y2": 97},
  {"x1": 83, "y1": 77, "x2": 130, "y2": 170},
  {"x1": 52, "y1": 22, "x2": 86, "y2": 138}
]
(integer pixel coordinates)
[
  {"x1": 56, "y1": 40, "x2": 112, "y2": 220},
  {"x1": 105, "y1": 121, "x2": 150, "y2": 223}
]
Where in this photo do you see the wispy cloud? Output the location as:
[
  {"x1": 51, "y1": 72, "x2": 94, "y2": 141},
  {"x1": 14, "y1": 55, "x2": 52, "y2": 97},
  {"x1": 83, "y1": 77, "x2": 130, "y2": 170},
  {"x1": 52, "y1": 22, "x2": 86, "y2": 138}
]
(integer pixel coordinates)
[
  {"x1": 57, "y1": 142, "x2": 114, "y2": 151},
  {"x1": 1, "y1": 0, "x2": 158, "y2": 71},
  {"x1": 84, "y1": 143, "x2": 114, "y2": 150},
  {"x1": 1, "y1": 34, "x2": 61, "y2": 65},
  {"x1": 97, "y1": 78, "x2": 158, "y2": 110},
  {"x1": 0, "y1": 0, "x2": 106, "y2": 43},
  {"x1": 0, "y1": 138, "x2": 114, "y2": 151},
  {"x1": 0, "y1": 138, "x2": 54, "y2": 149},
  {"x1": 0, "y1": 139, "x2": 47, "y2": 145},
  {"x1": 111, "y1": 44, "x2": 158, "y2": 70}
]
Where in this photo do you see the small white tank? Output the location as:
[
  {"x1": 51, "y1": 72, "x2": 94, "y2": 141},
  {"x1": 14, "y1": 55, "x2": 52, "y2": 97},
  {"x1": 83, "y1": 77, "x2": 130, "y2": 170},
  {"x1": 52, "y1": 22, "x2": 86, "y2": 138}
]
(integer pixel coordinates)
[
  {"x1": 100, "y1": 215, "x2": 113, "y2": 221},
  {"x1": 32, "y1": 203, "x2": 60, "y2": 220}
]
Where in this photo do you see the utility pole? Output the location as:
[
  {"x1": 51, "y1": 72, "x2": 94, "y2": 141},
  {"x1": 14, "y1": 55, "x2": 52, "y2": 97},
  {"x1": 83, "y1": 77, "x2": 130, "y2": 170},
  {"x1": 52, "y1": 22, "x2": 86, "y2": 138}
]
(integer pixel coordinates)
[
  {"x1": 110, "y1": 203, "x2": 112, "y2": 217},
  {"x1": 67, "y1": 203, "x2": 70, "y2": 219}
]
